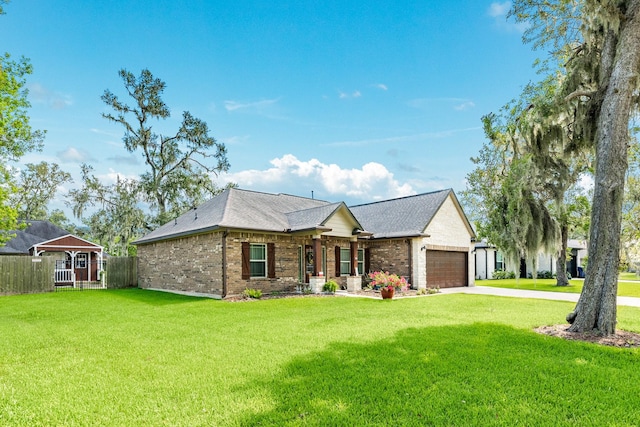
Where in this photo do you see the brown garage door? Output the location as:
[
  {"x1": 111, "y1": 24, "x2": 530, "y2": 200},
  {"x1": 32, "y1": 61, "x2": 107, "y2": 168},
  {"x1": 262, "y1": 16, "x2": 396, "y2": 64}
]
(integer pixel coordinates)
[{"x1": 426, "y1": 250, "x2": 468, "y2": 288}]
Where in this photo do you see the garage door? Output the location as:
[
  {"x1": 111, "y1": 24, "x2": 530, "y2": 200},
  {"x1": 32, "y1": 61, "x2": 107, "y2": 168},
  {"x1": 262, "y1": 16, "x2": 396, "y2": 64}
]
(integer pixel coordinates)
[{"x1": 426, "y1": 250, "x2": 468, "y2": 288}]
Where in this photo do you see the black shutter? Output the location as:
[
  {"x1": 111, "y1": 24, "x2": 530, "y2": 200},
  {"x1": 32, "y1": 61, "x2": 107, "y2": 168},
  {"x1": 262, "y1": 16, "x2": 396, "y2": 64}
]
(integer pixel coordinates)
[
  {"x1": 267, "y1": 243, "x2": 276, "y2": 278},
  {"x1": 241, "y1": 242, "x2": 250, "y2": 280}
]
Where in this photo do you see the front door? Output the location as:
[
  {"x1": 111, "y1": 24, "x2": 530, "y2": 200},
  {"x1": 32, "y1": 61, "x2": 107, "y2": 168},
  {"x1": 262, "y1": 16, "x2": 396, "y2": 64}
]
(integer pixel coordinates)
[
  {"x1": 304, "y1": 245, "x2": 314, "y2": 283},
  {"x1": 75, "y1": 253, "x2": 88, "y2": 281}
]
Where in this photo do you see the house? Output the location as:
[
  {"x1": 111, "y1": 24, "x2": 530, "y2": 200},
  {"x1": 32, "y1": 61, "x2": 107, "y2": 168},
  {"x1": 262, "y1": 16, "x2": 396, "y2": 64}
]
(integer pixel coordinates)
[
  {"x1": 350, "y1": 189, "x2": 476, "y2": 289},
  {"x1": 474, "y1": 238, "x2": 588, "y2": 279},
  {"x1": 1, "y1": 220, "x2": 105, "y2": 288},
  {"x1": 133, "y1": 188, "x2": 476, "y2": 298},
  {"x1": 474, "y1": 240, "x2": 505, "y2": 280}
]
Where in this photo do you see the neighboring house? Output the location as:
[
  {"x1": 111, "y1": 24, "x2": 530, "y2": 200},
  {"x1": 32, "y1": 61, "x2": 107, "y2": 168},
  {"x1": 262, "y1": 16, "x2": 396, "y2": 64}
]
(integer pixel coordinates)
[
  {"x1": 474, "y1": 240, "x2": 505, "y2": 280},
  {"x1": 0, "y1": 220, "x2": 105, "y2": 288},
  {"x1": 133, "y1": 188, "x2": 476, "y2": 298},
  {"x1": 474, "y1": 239, "x2": 588, "y2": 279}
]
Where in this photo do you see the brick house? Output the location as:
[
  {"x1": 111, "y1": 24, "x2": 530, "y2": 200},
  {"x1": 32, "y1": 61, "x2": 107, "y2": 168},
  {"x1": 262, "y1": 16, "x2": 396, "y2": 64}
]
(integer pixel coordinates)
[{"x1": 134, "y1": 188, "x2": 475, "y2": 298}]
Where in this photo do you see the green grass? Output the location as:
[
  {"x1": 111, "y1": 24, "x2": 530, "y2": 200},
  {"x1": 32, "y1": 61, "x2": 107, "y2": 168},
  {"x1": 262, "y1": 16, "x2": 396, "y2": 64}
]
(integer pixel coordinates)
[
  {"x1": 479, "y1": 276, "x2": 640, "y2": 297},
  {"x1": 1, "y1": 289, "x2": 640, "y2": 426},
  {"x1": 619, "y1": 272, "x2": 640, "y2": 281}
]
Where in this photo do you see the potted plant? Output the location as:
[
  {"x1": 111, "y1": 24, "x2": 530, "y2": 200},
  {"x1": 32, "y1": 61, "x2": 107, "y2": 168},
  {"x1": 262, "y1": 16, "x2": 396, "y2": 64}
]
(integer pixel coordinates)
[{"x1": 368, "y1": 271, "x2": 408, "y2": 299}]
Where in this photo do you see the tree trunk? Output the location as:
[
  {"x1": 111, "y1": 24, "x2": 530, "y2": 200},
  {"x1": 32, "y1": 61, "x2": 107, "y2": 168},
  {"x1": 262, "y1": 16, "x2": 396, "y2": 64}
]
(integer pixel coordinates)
[
  {"x1": 567, "y1": 1, "x2": 640, "y2": 335},
  {"x1": 556, "y1": 224, "x2": 569, "y2": 286}
]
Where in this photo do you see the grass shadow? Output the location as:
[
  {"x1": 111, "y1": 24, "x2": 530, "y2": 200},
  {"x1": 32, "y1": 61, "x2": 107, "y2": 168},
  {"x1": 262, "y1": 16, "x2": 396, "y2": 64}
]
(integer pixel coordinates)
[
  {"x1": 238, "y1": 323, "x2": 640, "y2": 426},
  {"x1": 105, "y1": 287, "x2": 213, "y2": 306}
]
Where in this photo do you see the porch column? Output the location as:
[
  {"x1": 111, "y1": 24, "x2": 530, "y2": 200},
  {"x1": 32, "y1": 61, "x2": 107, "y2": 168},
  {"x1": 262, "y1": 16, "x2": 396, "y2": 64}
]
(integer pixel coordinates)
[
  {"x1": 67, "y1": 251, "x2": 78, "y2": 288},
  {"x1": 96, "y1": 251, "x2": 104, "y2": 285},
  {"x1": 313, "y1": 237, "x2": 322, "y2": 276},
  {"x1": 308, "y1": 235, "x2": 325, "y2": 293},
  {"x1": 347, "y1": 238, "x2": 362, "y2": 291},
  {"x1": 350, "y1": 240, "x2": 358, "y2": 276}
]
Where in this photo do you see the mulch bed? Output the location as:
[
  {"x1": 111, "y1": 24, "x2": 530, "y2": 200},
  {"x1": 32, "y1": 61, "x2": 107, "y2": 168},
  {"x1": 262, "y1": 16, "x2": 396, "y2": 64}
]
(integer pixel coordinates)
[{"x1": 535, "y1": 325, "x2": 640, "y2": 348}]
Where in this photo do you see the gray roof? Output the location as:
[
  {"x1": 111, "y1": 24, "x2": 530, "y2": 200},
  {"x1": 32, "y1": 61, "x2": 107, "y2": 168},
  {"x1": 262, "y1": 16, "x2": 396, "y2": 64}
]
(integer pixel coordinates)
[
  {"x1": 0, "y1": 220, "x2": 70, "y2": 254},
  {"x1": 134, "y1": 187, "x2": 474, "y2": 245},
  {"x1": 350, "y1": 189, "x2": 472, "y2": 239},
  {"x1": 134, "y1": 188, "x2": 339, "y2": 244}
]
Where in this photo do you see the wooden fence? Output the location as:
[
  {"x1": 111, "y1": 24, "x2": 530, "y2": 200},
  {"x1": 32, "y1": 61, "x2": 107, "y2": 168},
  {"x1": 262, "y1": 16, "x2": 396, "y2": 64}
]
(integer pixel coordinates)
[
  {"x1": 0, "y1": 256, "x2": 138, "y2": 295},
  {"x1": 105, "y1": 256, "x2": 138, "y2": 289}
]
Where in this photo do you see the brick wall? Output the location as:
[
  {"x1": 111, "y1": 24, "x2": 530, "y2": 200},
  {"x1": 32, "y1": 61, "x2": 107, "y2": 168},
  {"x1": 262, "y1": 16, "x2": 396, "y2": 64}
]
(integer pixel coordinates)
[
  {"x1": 137, "y1": 233, "x2": 225, "y2": 296},
  {"x1": 365, "y1": 239, "x2": 412, "y2": 284},
  {"x1": 225, "y1": 232, "x2": 302, "y2": 296}
]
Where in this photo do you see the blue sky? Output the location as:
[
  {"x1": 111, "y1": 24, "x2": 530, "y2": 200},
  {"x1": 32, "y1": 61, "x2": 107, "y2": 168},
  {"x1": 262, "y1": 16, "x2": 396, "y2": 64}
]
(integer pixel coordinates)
[{"x1": 2, "y1": 1, "x2": 537, "y2": 215}]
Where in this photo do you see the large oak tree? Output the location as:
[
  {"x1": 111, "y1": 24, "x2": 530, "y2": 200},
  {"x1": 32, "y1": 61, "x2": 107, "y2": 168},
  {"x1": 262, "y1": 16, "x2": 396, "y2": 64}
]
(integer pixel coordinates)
[
  {"x1": 511, "y1": 0, "x2": 640, "y2": 334},
  {"x1": 101, "y1": 69, "x2": 230, "y2": 227}
]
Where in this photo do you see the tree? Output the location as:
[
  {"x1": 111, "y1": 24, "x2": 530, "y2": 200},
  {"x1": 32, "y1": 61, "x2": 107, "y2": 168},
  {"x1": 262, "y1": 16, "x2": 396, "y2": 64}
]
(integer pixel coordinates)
[
  {"x1": 68, "y1": 164, "x2": 147, "y2": 256},
  {"x1": 101, "y1": 69, "x2": 230, "y2": 226},
  {"x1": 11, "y1": 161, "x2": 72, "y2": 220},
  {"x1": 622, "y1": 138, "x2": 640, "y2": 272},
  {"x1": 0, "y1": 6, "x2": 46, "y2": 245},
  {"x1": 511, "y1": 0, "x2": 640, "y2": 334},
  {"x1": 463, "y1": 75, "x2": 590, "y2": 285}
]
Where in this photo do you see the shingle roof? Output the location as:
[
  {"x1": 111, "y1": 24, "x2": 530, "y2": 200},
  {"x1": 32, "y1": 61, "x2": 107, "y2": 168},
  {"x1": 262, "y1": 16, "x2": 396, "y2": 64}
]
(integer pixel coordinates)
[
  {"x1": 0, "y1": 220, "x2": 70, "y2": 254},
  {"x1": 349, "y1": 189, "x2": 456, "y2": 239},
  {"x1": 134, "y1": 188, "x2": 335, "y2": 244}
]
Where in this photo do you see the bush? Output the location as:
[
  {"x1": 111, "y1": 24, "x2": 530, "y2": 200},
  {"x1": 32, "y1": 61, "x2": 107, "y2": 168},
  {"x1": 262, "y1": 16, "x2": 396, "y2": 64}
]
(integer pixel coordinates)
[
  {"x1": 492, "y1": 270, "x2": 516, "y2": 280},
  {"x1": 537, "y1": 270, "x2": 554, "y2": 279},
  {"x1": 243, "y1": 288, "x2": 262, "y2": 299},
  {"x1": 323, "y1": 280, "x2": 338, "y2": 293}
]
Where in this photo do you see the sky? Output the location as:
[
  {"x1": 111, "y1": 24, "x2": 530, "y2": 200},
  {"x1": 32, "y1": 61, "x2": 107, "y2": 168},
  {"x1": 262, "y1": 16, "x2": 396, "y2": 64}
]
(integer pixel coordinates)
[{"x1": 1, "y1": 0, "x2": 539, "y2": 219}]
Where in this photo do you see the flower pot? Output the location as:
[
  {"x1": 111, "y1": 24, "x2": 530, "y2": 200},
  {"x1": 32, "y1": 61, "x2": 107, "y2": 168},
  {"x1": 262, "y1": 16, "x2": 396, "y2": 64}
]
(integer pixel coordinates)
[{"x1": 380, "y1": 287, "x2": 395, "y2": 299}]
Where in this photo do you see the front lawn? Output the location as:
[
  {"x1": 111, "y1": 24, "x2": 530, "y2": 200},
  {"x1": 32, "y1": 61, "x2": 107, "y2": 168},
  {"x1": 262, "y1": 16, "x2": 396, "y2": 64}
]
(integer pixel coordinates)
[
  {"x1": 1, "y1": 289, "x2": 640, "y2": 426},
  {"x1": 479, "y1": 277, "x2": 640, "y2": 297}
]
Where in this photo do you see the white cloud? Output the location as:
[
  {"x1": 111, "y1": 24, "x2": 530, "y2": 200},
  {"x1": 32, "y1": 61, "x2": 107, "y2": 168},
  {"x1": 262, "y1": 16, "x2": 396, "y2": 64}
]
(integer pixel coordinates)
[
  {"x1": 488, "y1": 1, "x2": 529, "y2": 32},
  {"x1": 219, "y1": 154, "x2": 416, "y2": 202},
  {"x1": 408, "y1": 97, "x2": 476, "y2": 111},
  {"x1": 28, "y1": 83, "x2": 73, "y2": 110},
  {"x1": 224, "y1": 98, "x2": 280, "y2": 112},
  {"x1": 488, "y1": 1, "x2": 510, "y2": 18},
  {"x1": 373, "y1": 83, "x2": 388, "y2": 91},
  {"x1": 57, "y1": 147, "x2": 93, "y2": 163},
  {"x1": 454, "y1": 101, "x2": 476, "y2": 111},
  {"x1": 338, "y1": 90, "x2": 362, "y2": 99},
  {"x1": 97, "y1": 168, "x2": 139, "y2": 185}
]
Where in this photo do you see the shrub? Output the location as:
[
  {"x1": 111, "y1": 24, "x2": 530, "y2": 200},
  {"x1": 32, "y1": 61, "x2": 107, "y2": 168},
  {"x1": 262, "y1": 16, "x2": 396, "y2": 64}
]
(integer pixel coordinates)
[
  {"x1": 323, "y1": 280, "x2": 338, "y2": 293},
  {"x1": 537, "y1": 270, "x2": 554, "y2": 279},
  {"x1": 492, "y1": 270, "x2": 516, "y2": 280},
  {"x1": 243, "y1": 288, "x2": 262, "y2": 299}
]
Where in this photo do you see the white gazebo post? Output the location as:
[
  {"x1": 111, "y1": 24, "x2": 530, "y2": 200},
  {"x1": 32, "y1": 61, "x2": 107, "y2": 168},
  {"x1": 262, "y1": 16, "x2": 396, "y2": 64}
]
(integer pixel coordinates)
[
  {"x1": 96, "y1": 251, "x2": 104, "y2": 286},
  {"x1": 67, "y1": 251, "x2": 79, "y2": 288}
]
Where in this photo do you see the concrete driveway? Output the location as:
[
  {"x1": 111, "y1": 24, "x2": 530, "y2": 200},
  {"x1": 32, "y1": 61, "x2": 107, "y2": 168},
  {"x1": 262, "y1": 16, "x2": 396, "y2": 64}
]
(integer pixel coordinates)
[{"x1": 439, "y1": 286, "x2": 640, "y2": 308}]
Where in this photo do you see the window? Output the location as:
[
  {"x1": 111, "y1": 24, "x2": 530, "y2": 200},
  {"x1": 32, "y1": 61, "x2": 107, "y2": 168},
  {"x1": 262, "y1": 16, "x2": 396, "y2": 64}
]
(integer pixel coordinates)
[
  {"x1": 340, "y1": 248, "x2": 350, "y2": 275},
  {"x1": 250, "y1": 244, "x2": 266, "y2": 277},
  {"x1": 495, "y1": 251, "x2": 504, "y2": 271},
  {"x1": 357, "y1": 249, "x2": 364, "y2": 276},
  {"x1": 76, "y1": 254, "x2": 87, "y2": 269}
]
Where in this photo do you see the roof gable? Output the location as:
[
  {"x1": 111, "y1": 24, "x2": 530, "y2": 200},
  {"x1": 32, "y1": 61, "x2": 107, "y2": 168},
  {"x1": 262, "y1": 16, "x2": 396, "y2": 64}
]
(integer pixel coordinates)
[
  {"x1": 350, "y1": 189, "x2": 475, "y2": 240},
  {"x1": 32, "y1": 234, "x2": 103, "y2": 252},
  {"x1": 134, "y1": 188, "x2": 335, "y2": 244},
  {"x1": 350, "y1": 189, "x2": 451, "y2": 239}
]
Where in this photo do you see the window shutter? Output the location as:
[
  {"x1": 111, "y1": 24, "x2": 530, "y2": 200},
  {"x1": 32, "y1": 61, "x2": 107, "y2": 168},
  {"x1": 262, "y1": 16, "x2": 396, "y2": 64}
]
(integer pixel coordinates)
[
  {"x1": 241, "y1": 242, "x2": 250, "y2": 280},
  {"x1": 365, "y1": 248, "x2": 371, "y2": 274},
  {"x1": 335, "y1": 246, "x2": 341, "y2": 276},
  {"x1": 267, "y1": 243, "x2": 276, "y2": 278}
]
